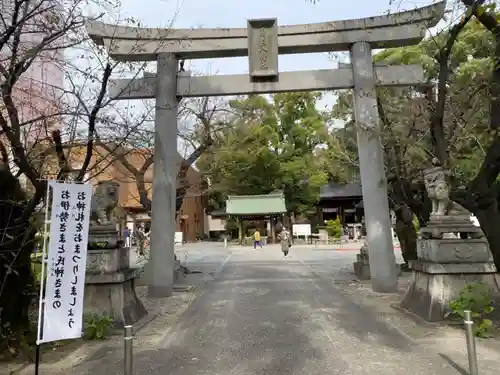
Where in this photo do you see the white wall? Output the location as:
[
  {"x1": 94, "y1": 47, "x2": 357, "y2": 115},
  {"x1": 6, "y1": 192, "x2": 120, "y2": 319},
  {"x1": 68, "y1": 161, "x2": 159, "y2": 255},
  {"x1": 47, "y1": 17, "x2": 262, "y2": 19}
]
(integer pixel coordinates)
[{"x1": 207, "y1": 215, "x2": 226, "y2": 232}]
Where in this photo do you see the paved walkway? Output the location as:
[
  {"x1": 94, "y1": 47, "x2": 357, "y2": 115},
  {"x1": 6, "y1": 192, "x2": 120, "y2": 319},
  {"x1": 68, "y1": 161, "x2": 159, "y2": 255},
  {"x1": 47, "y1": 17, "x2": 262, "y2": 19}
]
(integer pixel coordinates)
[{"x1": 75, "y1": 247, "x2": 469, "y2": 375}]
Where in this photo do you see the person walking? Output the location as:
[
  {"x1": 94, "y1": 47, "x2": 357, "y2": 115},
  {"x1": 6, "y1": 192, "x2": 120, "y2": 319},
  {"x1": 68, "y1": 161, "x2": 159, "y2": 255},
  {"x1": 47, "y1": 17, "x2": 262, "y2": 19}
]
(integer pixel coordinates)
[
  {"x1": 253, "y1": 229, "x2": 263, "y2": 250},
  {"x1": 136, "y1": 226, "x2": 146, "y2": 256},
  {"x1": 123, "y1": 226, "x2": 131, "y2": 248},
  {"x1": 279, "y1": 228, "x2": 291, "y2": 256}
]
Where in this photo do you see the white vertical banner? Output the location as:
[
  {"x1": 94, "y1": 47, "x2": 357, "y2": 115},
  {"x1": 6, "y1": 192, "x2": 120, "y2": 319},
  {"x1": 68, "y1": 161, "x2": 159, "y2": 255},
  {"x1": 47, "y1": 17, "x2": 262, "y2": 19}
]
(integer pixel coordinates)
[{"x1": 38, "y1": 181, "x2": 92, "y2": 344}]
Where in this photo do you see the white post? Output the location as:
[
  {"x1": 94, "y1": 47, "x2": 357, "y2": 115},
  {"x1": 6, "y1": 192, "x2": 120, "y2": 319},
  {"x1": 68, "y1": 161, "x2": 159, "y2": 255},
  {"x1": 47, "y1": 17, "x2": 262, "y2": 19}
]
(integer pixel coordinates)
[
  {"x1": 36, "y1": 183, "x2": 52, "y2": 345},
  {"x1": 350, "y1": 41, "x2": 398, "y2": 293},
  {"x1": 148, "y1": 53, "x2": 178, "y2": 298}
]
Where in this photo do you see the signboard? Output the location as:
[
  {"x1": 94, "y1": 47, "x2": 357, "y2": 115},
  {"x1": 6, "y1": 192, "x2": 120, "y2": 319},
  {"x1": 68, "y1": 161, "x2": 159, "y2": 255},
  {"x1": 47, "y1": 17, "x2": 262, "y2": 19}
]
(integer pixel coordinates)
[
  {"x1": 135, "y1": 213, "x2": 151, "y2": 221},
  {"x1": 292, "y1": 224, "x2": 311, "y2": 237},
  {"x1": 247, "y1": 18, "x2": 279, "y2": 79},
  {"x1": 322, "y1": 207, "x2": 338, "y2": 213},
  {"x1": 175, "y1": 231, "x2": 183, "y2": 244},
  {"x1": 37, "y1": 181, "x2": 92, "y2": 344}
]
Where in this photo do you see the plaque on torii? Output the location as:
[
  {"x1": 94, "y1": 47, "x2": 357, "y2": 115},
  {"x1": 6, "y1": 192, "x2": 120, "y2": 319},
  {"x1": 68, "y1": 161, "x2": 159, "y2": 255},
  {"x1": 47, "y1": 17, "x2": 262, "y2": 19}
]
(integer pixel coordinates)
[{"x1": 247, "y1": 18, "x2": 279, "y2": 80}]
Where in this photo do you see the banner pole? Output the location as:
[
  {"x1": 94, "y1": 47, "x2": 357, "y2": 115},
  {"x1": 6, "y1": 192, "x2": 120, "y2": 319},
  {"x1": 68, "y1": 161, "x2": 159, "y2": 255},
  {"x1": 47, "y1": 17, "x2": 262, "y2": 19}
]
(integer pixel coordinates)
[
  {"x1": 35, "y1": 181, "x2": 52, "y2": 373},
  {"x1": 34, "y1": 345, "x2": 41, "y2": 375}
]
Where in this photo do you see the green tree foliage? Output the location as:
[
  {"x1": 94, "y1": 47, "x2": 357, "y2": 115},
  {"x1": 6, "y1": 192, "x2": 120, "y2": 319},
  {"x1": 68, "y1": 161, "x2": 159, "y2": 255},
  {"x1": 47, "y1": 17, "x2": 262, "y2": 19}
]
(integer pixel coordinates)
[
  {"x1": 317, "y1": 120, "x2": 360, "y2": 183},
  {"x1": 198, "y1": 92, "x2": 329, "y2": 216},
  {"x1": 307, "y1": 1, "x2": 500, "y2": 266},
  {"x1": 375, "y1": 13, "x2": 500, "y2": 269},
  {"x1": 325, "y1": 14, "x2": 497, "y2": 264},
  {"x1": 333, "y1": 18, "x2": 494, "y2": 170},
  {"x1": 373, "y1": 18, "x2": 493, "y2": 184},
  {"x1": 0, "y1": 166, "x2": 36, "y2": 354},
  {"x1": 326, "y1": 218, "x2": 342, "y2": 239}
]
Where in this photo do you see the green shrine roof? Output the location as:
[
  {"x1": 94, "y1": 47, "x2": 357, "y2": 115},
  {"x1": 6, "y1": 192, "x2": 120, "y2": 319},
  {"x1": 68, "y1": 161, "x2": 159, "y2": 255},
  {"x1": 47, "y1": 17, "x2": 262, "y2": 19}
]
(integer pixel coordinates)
[{"x1": 226, "y1": 192, "x2": 287, "y2": 215}]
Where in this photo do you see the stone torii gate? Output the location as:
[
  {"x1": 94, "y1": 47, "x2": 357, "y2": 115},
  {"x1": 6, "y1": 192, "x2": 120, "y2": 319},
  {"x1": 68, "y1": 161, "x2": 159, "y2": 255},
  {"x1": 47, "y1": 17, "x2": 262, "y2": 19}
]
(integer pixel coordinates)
[{"x1": 86, "y1": 1, "x2": 446, "y2": 296}]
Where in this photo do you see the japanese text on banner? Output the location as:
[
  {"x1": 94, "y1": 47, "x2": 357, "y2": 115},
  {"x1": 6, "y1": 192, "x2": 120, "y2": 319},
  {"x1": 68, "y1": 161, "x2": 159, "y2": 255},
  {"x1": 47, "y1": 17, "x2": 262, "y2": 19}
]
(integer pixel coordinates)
[{"x1": 40, "y1": 182, "x2": 92, "y2": 344}]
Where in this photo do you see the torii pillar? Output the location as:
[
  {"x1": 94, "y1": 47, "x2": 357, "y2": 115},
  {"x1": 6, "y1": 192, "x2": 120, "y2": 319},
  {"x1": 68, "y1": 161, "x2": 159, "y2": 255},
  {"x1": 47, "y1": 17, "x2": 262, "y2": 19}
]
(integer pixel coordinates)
[{"x1": 147, "y1": 53, "x2": 179, "y2": 297}]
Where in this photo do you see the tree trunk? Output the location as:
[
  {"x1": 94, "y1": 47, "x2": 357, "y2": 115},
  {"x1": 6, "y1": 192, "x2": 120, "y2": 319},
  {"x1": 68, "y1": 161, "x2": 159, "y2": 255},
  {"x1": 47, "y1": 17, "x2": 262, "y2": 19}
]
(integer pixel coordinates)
[
  {"x1": 450, "y1": 1, "x2": 500, "y2": 270},
  {"x1": 238, "y1": 219, "x2": 244, "y2": 244},
  {"x1": 271, "y1": 219, "x2": 281, "y2": 244},
  {"x1": 175, "y1": 143, "x2": 211, "y2": 217},
  {"x1": 416, "y1": 194, "x2": 432, "y2": 228},
  {"x1": 394, "y1": 204, "x2": 418, "y2": 264},
  {"x1": 474, "y1": 202, "x2": 500, "y2": 269},
  {"x1": 136, "y1": 142, "x2": 211, "y2": 221},
  {"x1": 285, "y1": 212, "x2": 294, "y2": 243},
  {"x1": 0, "y1": 202, "x2": 36, "y2": 353}
]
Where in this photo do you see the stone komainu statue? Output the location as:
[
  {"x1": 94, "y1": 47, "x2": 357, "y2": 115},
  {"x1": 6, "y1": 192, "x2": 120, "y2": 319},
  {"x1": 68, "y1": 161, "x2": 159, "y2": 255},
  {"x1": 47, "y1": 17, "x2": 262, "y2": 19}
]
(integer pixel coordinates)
[
  {"x1": 90, "y1": 180, "x2": 120, "y2": 225},
  {"x1": 424, "y1": 166, "x2": 449, "y2": 216},
  {"x1": 423, "y1": 159, "x2": 469, "y2": 218}
]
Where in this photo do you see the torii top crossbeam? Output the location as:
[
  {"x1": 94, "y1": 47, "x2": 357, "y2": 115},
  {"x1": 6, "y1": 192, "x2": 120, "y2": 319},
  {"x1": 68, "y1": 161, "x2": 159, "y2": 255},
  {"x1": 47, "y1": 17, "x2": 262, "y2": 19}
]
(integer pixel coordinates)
[{"x1": 86, "y1": 2, "x2": 446, "y2": 61}]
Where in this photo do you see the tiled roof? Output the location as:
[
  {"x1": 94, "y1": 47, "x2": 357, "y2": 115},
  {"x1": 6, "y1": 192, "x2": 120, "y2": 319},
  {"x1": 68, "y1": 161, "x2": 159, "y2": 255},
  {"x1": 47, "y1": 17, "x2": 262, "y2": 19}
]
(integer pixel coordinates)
[
  {"x1": 209, "y1": 210, "x2": 227, "y2": 217},
  {"x1": 226, "y1": 192, "x2": 287, "y2": 215},
  {"x1": 319, "y1": 182, "x2": 362, "y2": 199}
]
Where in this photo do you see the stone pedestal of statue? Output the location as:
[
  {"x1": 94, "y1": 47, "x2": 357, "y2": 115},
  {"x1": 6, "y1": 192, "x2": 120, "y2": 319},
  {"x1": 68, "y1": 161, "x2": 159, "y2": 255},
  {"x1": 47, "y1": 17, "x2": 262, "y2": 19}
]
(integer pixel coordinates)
[
  {"x1": 401, "y1": 212, "x2": 498, "y2": 322},
  {"x1": 402, "y1": 162, "x2": 499, "y2": 321},
  {"x1": 85, "y1": 225, "x2": 147, "y2": 326}
]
